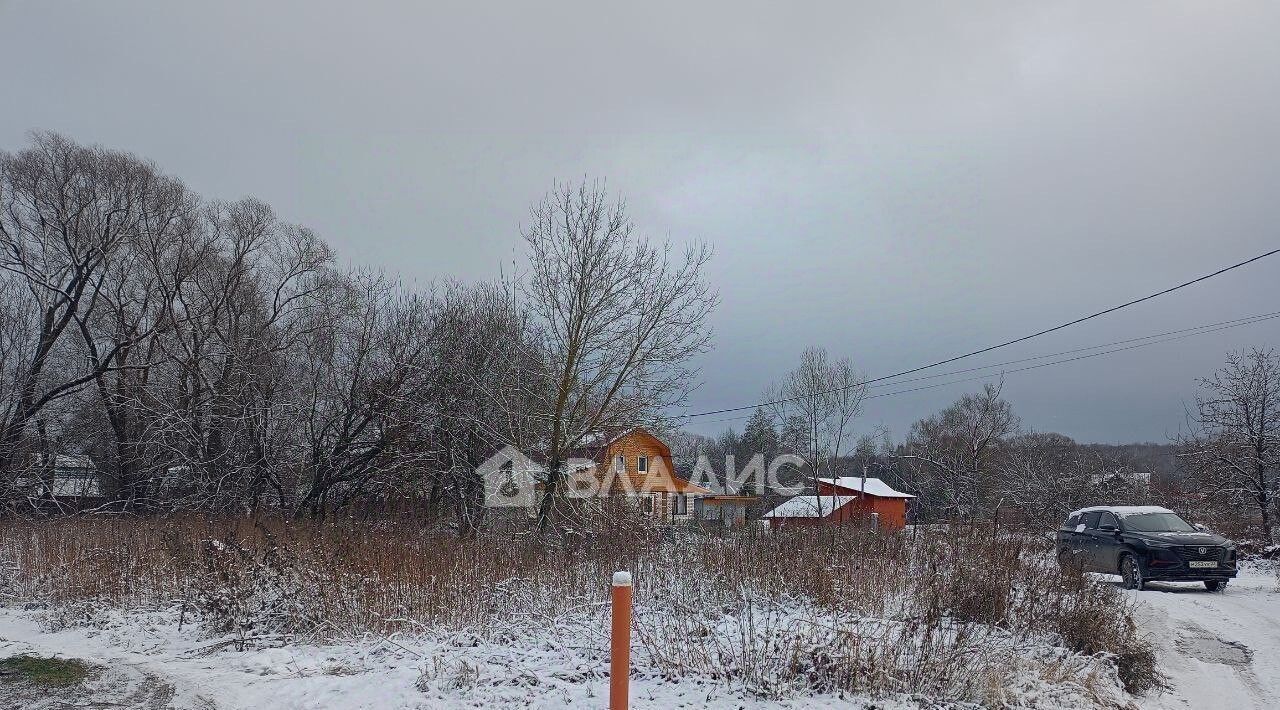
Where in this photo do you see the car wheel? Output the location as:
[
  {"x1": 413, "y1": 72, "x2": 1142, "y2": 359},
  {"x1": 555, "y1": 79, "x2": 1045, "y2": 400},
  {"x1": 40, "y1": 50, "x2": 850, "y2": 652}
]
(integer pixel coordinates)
[
  {"x1": 1120, "y1": 554, "x2": 1145, "y2": 590},
  {"x1": 1204, "y1": 580, "x2": 1225, "y2": 592}
]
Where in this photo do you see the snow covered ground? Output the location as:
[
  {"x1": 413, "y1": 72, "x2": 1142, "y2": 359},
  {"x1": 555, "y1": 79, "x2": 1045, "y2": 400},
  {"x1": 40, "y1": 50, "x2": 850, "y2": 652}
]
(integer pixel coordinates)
[
  {"x1": 0, "y1": 600, "x2": 1134, "y2": 709},
  {"x1": 0, "y1": 604, "x2": 926, "y2": 709},
  {"x1": 0, "y1": 564, "x2": 1273, "y2": 708},
  {"x1": 1122, "y1": 563, "x2": 1280, "y2": 710}
]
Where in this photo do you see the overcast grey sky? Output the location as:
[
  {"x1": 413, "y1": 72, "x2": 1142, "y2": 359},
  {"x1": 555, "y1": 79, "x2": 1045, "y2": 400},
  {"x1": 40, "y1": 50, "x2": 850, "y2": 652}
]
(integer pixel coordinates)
[{"x1": 3, "y1": 1, "x2": 1277, "y2": 443}]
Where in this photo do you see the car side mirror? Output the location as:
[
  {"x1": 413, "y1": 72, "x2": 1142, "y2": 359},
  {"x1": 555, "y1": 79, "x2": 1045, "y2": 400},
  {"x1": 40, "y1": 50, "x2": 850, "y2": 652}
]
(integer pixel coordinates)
[
  {"x1": 1193, "y1": 523, "x2": 1207, "y2": 532},
  {"x1": 1098, "y1": 524, "x2": 1118, "y2": 533}
]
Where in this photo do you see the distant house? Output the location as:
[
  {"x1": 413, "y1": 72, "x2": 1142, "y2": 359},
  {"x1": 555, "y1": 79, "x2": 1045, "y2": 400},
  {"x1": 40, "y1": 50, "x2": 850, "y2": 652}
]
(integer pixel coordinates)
[
  {"x1": 1090, "y1": 470, "x2": 1153, "y2": 489},
  {"x1": 18, "y1": 454, "x2": 107, "y2": 509},
  {"x1": 762, "y1": 477, "x2": 914, "y2": 531},
  {"x1": 501, "y1": 427, "x2": 711, "y2": 522},
  {"x1": 569, "y1": 427, "x2": 711, "y2": 522}
]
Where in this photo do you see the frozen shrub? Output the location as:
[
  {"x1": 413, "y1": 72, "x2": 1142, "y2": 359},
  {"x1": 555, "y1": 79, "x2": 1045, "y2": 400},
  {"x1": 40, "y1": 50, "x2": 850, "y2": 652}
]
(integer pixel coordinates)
[
  {"x1": 1053, "y1": 589, "x2": 1161, "y2": 694},
  {"x1": 191, "y1": 531, "x2": 324, "y2": 641}
]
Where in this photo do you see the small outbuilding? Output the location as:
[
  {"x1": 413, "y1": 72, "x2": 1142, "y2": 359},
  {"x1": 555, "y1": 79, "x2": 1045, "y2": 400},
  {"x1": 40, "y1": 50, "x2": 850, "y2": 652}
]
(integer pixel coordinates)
[
  {"x1": 17, "y1": 454, "x2": 106, "y2": 511},
  {"x1": 762, "y1": 476, "x2": 914, "y2": 531},
  {"x1": 694, "y1": 494, "x2": 757, "y2": 527}
]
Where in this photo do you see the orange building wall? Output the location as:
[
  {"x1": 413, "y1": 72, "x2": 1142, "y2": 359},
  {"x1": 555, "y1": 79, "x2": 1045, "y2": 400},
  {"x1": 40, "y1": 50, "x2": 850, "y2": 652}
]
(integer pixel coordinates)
[
  {"x1": 789, "y1": 480, "x2": 910, "y2": 530},
  {"x1": 589, "y1": 429, "x2": 706, "y2": 521},
  {"x1": 600, "y1": 430, "x2": 676, "y2": 491}
]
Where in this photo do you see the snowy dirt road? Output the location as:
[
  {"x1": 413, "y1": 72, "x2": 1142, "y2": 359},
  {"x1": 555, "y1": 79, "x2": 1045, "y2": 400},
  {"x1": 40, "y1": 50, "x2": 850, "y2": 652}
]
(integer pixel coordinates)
[{"x1": 1123, "y1": 565, "x2": 1280, "y2": 710}]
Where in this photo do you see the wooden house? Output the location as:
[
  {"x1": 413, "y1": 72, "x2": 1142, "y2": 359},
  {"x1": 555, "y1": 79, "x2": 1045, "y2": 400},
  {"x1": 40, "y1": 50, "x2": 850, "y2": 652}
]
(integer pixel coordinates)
[{"x1": 566, "y1": 426, "x2": 711, "y2": 522}]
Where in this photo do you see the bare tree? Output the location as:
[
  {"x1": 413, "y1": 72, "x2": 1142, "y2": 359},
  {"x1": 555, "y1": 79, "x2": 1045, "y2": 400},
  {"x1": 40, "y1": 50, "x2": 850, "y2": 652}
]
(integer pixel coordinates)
[
  {"x1": 74, "y1": 164, "x2": 202, "y2": 507},
  {"x1": 898, "y1": 382, "x2": 1019, "y2": 521},
  {"x1": 1000, "y1": 431, "x2": 1144, "y2": 526},
  {"x1": 1178, "y1": 348, "x2": 1280, "y2": 541},
  {"x1": 522, "y1": 179, "x2": 717, "y2": 530},
  {"x1": 290, "y1": 270, "x2": 435, "y2": 518},
  {"x1": 766, "y1": 347, "x2": 867, "y2": 515},
  {"x1": 421, "y1": 280, "x2": 545, "y2": 534},
  {"x1": 0, "y1": 133, "x2": 168, "y2": 490},
  {"x1": 154, "y1": 200, "x2": 332, "y2": 511}
]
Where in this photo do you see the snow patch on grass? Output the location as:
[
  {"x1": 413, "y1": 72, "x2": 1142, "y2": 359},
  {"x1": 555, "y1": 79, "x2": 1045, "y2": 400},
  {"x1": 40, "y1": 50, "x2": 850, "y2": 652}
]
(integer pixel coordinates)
[{"x1": 0, "y1": 593, "x2": 1136, "y2": 709}]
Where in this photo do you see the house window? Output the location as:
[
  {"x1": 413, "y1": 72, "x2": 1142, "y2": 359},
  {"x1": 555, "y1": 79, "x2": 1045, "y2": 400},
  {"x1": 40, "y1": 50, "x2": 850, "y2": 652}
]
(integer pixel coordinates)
[
  {"x1": 637, "y1": 456, "x2": 648, "y2": 473},
  {"x1": 640, "y1": 496, "x2": 654, "y2": 514},
  {"x1": 615, "y1": 455, "x2": 625, "y2": 473},
  {"x1": 672, "y1": 493, "x2": 688, "y2": 516}
]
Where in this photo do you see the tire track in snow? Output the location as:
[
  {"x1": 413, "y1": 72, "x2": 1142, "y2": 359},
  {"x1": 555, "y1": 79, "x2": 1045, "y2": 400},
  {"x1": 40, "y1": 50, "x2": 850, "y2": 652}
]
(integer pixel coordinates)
[{"x1": 1124, "y1": 567, "x2": 1280, "y2": 710}]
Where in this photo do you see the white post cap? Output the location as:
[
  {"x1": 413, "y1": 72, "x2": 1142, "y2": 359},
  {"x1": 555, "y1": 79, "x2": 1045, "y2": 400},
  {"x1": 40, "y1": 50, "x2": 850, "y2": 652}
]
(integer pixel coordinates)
[{"x1": 612, "y1": 571, "x2": 633, "y2": 586}]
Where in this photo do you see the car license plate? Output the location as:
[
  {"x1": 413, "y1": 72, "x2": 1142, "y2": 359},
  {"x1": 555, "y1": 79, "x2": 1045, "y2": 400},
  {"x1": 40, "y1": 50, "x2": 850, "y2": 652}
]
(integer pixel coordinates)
[{"x1": 1189, "y1": 560, "x2": 1217, "y2": 569}]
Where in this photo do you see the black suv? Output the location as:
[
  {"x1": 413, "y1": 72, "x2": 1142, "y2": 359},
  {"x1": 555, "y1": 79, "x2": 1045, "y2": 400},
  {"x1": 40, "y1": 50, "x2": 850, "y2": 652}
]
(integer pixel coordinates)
[{"x1": 1056, "y1": 506, "x2": 1238, "y2": 591}]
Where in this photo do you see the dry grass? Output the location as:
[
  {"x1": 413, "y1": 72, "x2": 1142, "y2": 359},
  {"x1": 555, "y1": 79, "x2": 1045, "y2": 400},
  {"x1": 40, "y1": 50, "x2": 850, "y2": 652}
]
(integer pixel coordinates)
[
  {"x1": 0, "y1": 514, "x2": 650, "y2": 635},
  {"x1": 0, "y1": 514, "x2": 1158, "y2": 703}
]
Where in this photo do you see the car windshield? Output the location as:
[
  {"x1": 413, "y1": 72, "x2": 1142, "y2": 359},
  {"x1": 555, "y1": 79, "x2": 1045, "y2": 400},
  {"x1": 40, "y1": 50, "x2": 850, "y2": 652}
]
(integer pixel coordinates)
[{"x1": 1122, "y1": 512, "x2": 1196, "y2": 532}]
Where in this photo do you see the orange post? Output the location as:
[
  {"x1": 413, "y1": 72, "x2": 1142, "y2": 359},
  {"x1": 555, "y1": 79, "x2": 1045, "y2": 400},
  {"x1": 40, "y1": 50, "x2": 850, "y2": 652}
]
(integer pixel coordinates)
[{"x1": 610, "y1": 571, "x2": 633, "y2": 710}]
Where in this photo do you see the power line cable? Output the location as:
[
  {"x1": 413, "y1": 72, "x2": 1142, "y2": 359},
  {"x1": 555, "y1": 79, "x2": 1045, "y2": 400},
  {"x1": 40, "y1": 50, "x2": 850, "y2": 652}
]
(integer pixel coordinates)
[
  {"x1": 863, "y1": 310, "x2": 1280, "y2": 390},
  {"x1": 687, "y1": 308, "x2": 1280, "y2": 427},
  {"x1": 865, "y1": 313, "x2": 1280, "y2": 400},
  {"x1": 674, "y1": 248, "x2": 1280, "y2": 420}
]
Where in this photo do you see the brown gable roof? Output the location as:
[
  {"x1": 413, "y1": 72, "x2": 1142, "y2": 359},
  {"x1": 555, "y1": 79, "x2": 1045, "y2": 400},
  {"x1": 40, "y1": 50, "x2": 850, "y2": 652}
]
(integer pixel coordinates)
[{"x1": 574, "y1": 426, "x2": 709, "y2": 495}]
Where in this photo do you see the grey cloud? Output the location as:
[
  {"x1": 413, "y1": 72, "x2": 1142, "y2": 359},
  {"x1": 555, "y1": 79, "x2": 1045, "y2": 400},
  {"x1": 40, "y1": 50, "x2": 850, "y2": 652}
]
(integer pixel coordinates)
[{"x1": 3, "y1": 0, "x2": 1277, "y2": 442}]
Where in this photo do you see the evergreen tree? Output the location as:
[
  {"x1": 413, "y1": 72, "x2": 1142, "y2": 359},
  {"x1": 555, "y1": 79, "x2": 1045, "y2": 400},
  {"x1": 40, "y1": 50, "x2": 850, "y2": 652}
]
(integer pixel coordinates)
[{"x1": 741, "y1": 407, "x2": 779, "y2": 461}]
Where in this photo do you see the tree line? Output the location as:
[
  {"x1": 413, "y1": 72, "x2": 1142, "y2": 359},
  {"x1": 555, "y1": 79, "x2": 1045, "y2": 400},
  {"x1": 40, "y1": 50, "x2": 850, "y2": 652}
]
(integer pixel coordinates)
[
  {"x1": 681, "y1": 347, "x2": 1279, "y2": 541},
  {"x1": 4, "y1": 131, "x2": 1273, "y2": 542},
  {"x1": 0, "y1": 132, "x2": 716, "y2": 528}
]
